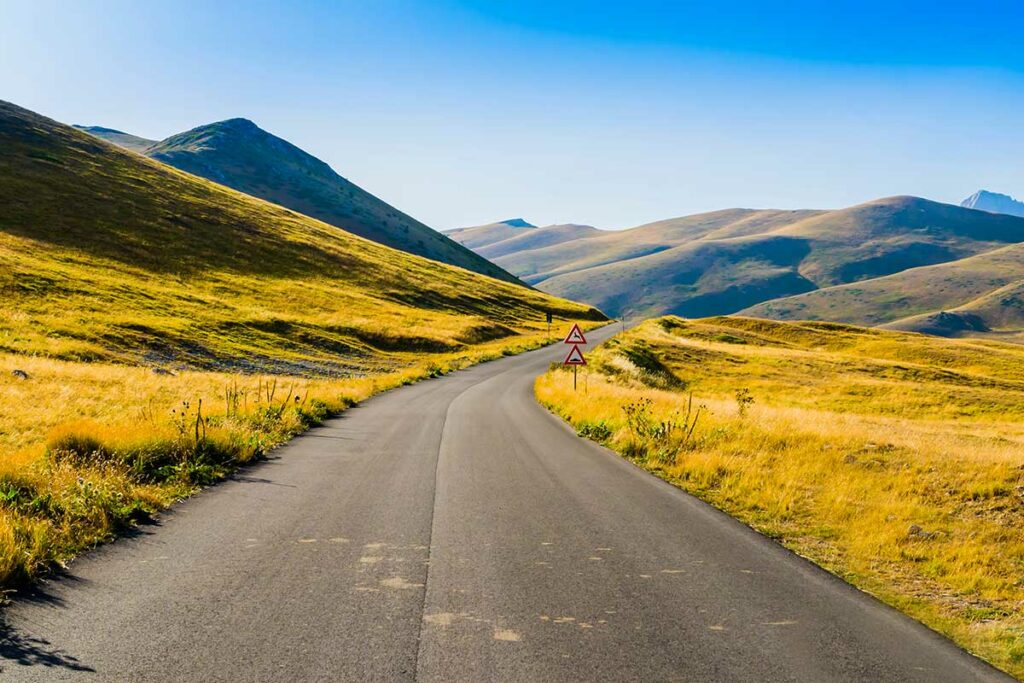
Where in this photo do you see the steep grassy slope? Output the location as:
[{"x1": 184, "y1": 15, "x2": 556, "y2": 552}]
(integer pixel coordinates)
[
  {"x1": 0, "y1": 100, "x2": 603, "y2": 587},
  {"x1": 2, "y1": 101, "x2": 600, "y2": 371},
  {"x1": 73, "y1": 125, "x2": 156, "y2": 153},
  {"x1": 456, "y1": 198, "x2": 1024, "y2": 321},
  {"x1": 537, "y1": 317, "x2": 1024, "y2": 678},
  {"x1": 82, "y1": 118, "x2": 519, "y2": 283}
]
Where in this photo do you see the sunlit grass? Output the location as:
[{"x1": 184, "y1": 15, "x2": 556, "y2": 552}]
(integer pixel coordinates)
[
  {"x1": 0, "y1": 324, "x2": 594, "y2": 588},
  {"x1": 537, "y1": 316, "x2": 1024, "y2": 678}
]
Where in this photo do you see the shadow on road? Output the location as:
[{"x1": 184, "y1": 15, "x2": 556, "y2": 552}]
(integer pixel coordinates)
[
  {"x1": 1, "y1": 576, "x2": 93, "y2": 674},
  {"x1": 0, "y1": 624, "x2": 95, "y2": 674}
]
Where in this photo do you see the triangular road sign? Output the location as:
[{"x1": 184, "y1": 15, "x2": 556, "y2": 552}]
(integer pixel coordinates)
[
  {"x1": 563, "y1": 345, "x2": 586, "y2": 366},
  {"x1": 563, "y1": 323, "x2": 587, "y2": 345}
]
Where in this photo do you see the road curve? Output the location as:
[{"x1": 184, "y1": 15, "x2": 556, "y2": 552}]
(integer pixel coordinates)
[{"x1": 1, "y1": 325, "x2": 1012, "y2": 682}]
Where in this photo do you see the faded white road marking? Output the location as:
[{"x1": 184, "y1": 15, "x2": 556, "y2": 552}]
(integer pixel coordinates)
[
  {"x1": 494, "y1": 628, "x2": 521, "y2": 642},
  {"x1": 380, "y1": 577, "x2": 423, "y2": 589}
]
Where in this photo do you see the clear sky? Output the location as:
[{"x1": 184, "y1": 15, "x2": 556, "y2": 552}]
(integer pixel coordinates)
[{"x1": 3, "y1": 0, "x2": 1024, "y2": 230}]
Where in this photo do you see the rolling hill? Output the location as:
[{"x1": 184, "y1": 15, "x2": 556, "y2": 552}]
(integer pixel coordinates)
[
  {"x1": 742, "y1": 242, "x2": 1024, "y2": 332},
  {"x1": 451, "y1": 209, "x2": 822, "y2": 286},
  {"x1": 452, "y1": 197, "x2": 1024, "y2": 323},
  {"x1": 880, "y1": 279, "x2": 1024, "y2": 341},
  {"x1": 470, "y1": 223, "x2": 603, "y2": 261},
  {"x1": 0, "y1": 100, "x2": 602, "y2": 373},
  {"x1": 77, "y1": 118, "x2": 519, "y2": 283},
  {"x1": 443, "y1": 218, "x2": 537, "y2": 250}
]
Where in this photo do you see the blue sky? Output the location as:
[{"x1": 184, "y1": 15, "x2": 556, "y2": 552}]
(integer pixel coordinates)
[{"x1": 3, "y1": 0, "x2": 1024, "y2": 229}]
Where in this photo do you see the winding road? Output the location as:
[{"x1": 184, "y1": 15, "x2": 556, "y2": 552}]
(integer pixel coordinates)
[{"x1": 0, "y1": 325, "x2": 1012, "y2": 681}]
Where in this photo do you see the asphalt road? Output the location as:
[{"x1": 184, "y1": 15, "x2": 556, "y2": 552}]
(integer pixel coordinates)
[{"x1": 1, "y1": 325, "x2": 1012, "y2": 682}]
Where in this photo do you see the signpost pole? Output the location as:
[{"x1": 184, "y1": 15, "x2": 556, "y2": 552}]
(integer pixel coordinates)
[{"x1": 574, "y1": 365, "x2": 577, "y2": 391}]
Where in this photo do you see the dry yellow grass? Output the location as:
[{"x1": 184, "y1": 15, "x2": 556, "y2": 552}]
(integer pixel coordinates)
[
  {"x1": 536, "y1": 316, "x2": 1024, "y2": 679},
  {"x1": 0, "y1": 325, "x2": 594, "y2": 588}
]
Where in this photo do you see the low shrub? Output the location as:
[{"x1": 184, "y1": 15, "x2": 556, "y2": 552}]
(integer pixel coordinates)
[{"x1": 575, "y1": 420, "x2": 613, "y2": 443}]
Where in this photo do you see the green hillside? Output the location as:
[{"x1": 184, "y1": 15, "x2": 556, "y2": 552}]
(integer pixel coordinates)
[
  {"x1": 81, "y1": 118, "x2": 520, "y2": 284},
  {"x1": 0, "y1": 100, "x2": 601, "y2": 372}
]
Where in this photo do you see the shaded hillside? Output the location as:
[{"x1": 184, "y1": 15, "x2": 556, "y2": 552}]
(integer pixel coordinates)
[
  {"x1": 882, "y1": 280, "x2": 1024, "y2": 341},
  {"x1": 541, "y1": 233, "x2": 816, "y2": 318},
  {"x1": 771, "y1": 196, "x2": 1024, "y2": 286},
  {"x1": 742, "y1": 242, "x2": 1024, "y2": 328},
  {"x1": 81, "y1": 118, "x2": 520, "y2": 283},
  {"x1": 0, "y1": 100, "x2": 602, "y2": 373},
  {"x1": 454, "y1": 198, "x2": 1024, "y2": 321},
  {"x1": 73, "y1": 125, "x2": 156, "y2": 153}
]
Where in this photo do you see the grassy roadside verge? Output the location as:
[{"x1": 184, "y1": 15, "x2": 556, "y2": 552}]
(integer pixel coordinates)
[
  {"x1": 0, "y1": 325, "x2": 595, "y2": 592},
  {"x1": 535, "y1": 316, "x2": 1024, "y2": 679}
]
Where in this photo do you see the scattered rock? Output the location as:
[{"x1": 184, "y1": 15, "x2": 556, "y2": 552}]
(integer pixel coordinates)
[
  {"x1": 152, "y1": 368, "x2": 174, "y2": 376},
  {"x1": 907, "y1": 524, "x2": 939, "y2": 540},
  {"x1": 11, "y1": 369, "x2": 29, "y2": 380}
]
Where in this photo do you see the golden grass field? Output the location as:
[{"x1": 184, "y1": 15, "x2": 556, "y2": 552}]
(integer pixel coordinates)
[
  {"x1": 536, "y1": 316, "x2": 1024, "y2": 678},
  {"x1": 0, "y1": 329, "x2": 574, "y2": 590}
]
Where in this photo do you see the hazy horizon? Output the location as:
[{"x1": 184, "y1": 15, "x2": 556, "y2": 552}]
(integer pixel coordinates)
[{"x1": 4, "y1": 0, "x2": 1024, "y2": 230}]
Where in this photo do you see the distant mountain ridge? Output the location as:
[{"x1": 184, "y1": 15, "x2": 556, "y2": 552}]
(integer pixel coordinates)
[
  {"x1": 78, "y1": 120, "x2": 520, "y2": 284},
  {"x1": 450, "y1": 197, "x2": 1024, "y2": 341},
  {"x1": 961, "y1": 190, "x2": 1024, "y2": 218},
  {"x1": 443, "y1": 219, "x2": 538, "y2": 251}
]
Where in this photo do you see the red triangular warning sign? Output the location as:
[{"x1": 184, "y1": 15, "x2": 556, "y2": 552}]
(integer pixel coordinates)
[
  {"x1": 563, "y1": 323, "x2": 587, "y2": 345},
  {"x1": 563, "y1": 345, "x2": 586, "y2": 366}
]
